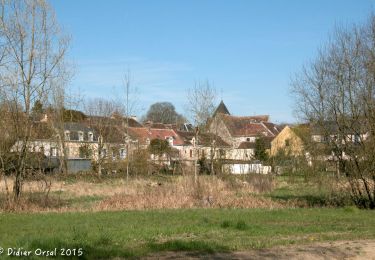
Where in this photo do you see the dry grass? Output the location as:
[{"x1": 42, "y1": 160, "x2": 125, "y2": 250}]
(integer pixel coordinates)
[
  {"x1": 95, "y1": 176, "x2": 283, "y2": 211},
  {"x1": 0, "y1": 174, "x2": 283, "y2": 212}
]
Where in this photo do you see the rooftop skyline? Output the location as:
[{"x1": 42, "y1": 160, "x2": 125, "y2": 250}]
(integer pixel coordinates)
[{"x1": 50, "y1": 0, "x2": 375, "y2": 123}]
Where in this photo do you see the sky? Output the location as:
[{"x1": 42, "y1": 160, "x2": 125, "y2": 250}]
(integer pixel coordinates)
[{"x1": 50, "y1": 0, "x2": 375, "y2": 123}]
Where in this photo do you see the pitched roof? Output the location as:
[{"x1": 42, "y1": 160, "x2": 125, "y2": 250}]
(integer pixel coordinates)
[
  {"x1": 176, "y1": 131, "x2": 231, "y2": 147},
  {"x1": 126, "y1": 127, "x2": 185, "y2": 146},
  {"x1": 85, "y1": 115, "x2": 143, "y2": 128},
  {"x1": 213, "y1": 100, "x2": 230, "y2": 116},
  {"x1": 237, "y1": 142, "x2": 256, "y2": 149},
  {"x1": 150, "y1": 129, "x2": 184, "y2": 145},
  {"x1": 220, "y1": 114, "x2": 272, "y2": 137},
  {"x1": 262, "y1": 122, "x2": 282, "y2": 136},
  {"x1": 64, "y1": 122, "x2": 98, "y2": 142},
  {"x1": 127, "y1": 127, "x2": 150, "y2": 144}
]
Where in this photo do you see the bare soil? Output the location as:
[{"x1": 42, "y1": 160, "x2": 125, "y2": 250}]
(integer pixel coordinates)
[{"x1": 144, "y1": 240, "x2": 375, "y2": 260}]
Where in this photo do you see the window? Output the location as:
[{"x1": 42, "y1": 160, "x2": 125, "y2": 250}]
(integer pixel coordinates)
[
  {"x1": 190, "y1": 149, "x2": 193, "y2": 158},
  {"x1": 51, "y1": 147, "x2": 58, "y2": 157},
  {"x1": 78, "y1": 131, "x2": 84, "y2": 141},
  {"x1": 120, "y1": 148, "x2": 126, "y2": 159},
  {"x1": 101, "y1": 148, "x2": 107, "y2": 158},
  {"x1": 354, "y1": 134, "x2": 360, "y2": 144},
  {"x1": 247, "y1": 137, "x2": 255, "y2": 142},
  {"x1": 64, "y1": 131, "x2": 70, "y2": 141},
  {"x1": 88, "y1": 132, "x2": 93, "y2": 142},
  {"x1": 285, "y1": 139, "x2": 290, "y2": 147}
]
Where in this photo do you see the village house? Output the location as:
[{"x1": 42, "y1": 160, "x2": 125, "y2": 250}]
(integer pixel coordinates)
[
  {"x1": 270, "y1": 125, "x2": 308, "y2": 157},
  {"x1": 175, "y1": 130, "x2": 231, "y2": 161},
  {"x1": 208, "y1": 100, "x2": 281, "y2": 160}
]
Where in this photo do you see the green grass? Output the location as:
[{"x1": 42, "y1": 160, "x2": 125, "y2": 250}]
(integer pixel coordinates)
[
  {"x1": 268, "y1": 175, "x2": 353, "y2": 207},
  {"x1": 0, "y1": 208, "x2": 374, "y2": 258}
]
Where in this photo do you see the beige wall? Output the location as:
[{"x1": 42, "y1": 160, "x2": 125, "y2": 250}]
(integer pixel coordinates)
[
  {"x1": 270, "y1": 126, "x2": 304, "y2": 156},
  {"x1": 208, "y1": 116, "x2": 234, "y2": 147}
]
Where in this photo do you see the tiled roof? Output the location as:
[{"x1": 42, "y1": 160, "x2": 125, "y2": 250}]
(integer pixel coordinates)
[
  {"x1": 237, "y1": 142, "x2": 256, "y2": 149},
  {"x1": 176, "y1": 131, "x2": 231, "y2": 147},
  {"x1": 86, "y1": 115, "x2": 143, "y2": 128},
  {"x1": 126, "y1": 127, "x2": 150, "y2": 144},
  {"x1": 150, "y1": 129, "x2": 185, "y2": 145},
  {"x1": 143, "y1": 122, "x2": 175, "y2": 129},
  {"x1": 262, "y1": 122, "x2": 282, "y2": 136},
  {"x1": 126, "y1": 127, "x2": 185, "y2": 146},
  {"x1": 220, "y1": 114, "x2": 272, "y2": 137}
]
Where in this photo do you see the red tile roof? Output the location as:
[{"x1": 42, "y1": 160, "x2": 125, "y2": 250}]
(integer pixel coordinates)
[
  {"x1": 176, "y1": 131, "x2": 230, "y2": 147},
  {"x1": 127, "y1": 127, "x2": 184, "y2": 146},
  {"x1": 262, "y1": 122, "x2": 281, "y2": 136},
  {"x1": 220, "y1": 114, "x2": 272, "y2": 137}
]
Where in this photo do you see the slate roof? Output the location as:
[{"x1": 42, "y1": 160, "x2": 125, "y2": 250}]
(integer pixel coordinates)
[
  {"x1": 30, "y1": 122, "x2": 98, "y2": 142},
  {"x1": 64, "y1": 122, "x2": 98, "y2": 142},
  {"x1": 213, "y1": 100, "x2": 230, "y2": 116}
]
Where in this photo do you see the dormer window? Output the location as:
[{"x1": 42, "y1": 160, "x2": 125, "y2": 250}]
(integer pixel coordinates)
[
  {"x1": 78, "y1": 131, "x2": 84, "y2": 141},
  {"x1": 246, "y1": 137, "x2": 256, "y2": 142},
  {"x1": 88, "y1": 132, "x2": 93, "y2": 142},
  {"x1": 64, "y1": 131, "x2": 70, "y2": 141},
  {"x1": 166, "y1": 136, "x2": 174, "y2": 146},
  {"x1": 146, "y1": 138, "x2": 150, "y2": 145}
]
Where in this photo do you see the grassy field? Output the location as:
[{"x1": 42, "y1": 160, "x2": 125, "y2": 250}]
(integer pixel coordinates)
[{"x1": 0, "y1": 207, "x2": 374, "y2": 259}]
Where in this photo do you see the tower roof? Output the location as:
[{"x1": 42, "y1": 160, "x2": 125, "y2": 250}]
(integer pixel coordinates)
[{"x1": 213, "y1": 100, "x2": 230, "y2": 116}]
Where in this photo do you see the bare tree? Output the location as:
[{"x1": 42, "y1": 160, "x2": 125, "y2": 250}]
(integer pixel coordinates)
[
  {"x1": 123, "y1": 70, "x2": 140, "y2": 180},
  {"x1": 291, "y1": 16, "x2": 375, "y2": 209},
  {"x1": 186, "y1": 81, "x2": 217, "y2": 129},
  {"x1": 84, "y1": 98, "x2": 122, "y2": 176},
  {"x1": 186, "y1": 81, "x2": 217, "y2": 181},
  {"x1": 0, "y1": 0, "x2": 70, "y2": 200}
]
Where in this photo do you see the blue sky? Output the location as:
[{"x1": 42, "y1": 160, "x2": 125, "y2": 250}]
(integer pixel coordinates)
[{"x1": 50, "y1": 0, "x2": 374, "y2": 123}]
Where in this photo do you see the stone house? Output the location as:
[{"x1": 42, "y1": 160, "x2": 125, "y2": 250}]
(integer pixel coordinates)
[
  {"x1": 270, "y1": 125, "x2": 308, "y2": 157},
  {"x1": 175, "y1": 131, "x2": 231, "y2": 161},
  {"x1": 208, "y1": 100, "x2": 281, "y2": 160}
]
